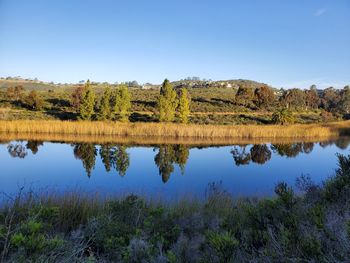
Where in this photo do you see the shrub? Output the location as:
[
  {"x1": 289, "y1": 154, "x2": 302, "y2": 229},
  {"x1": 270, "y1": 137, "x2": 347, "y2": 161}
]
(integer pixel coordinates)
[{"x1": 272, "y1": 108, "x2": 295, "y2": 125}]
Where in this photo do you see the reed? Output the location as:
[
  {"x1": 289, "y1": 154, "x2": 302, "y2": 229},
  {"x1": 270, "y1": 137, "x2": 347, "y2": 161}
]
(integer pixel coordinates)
[{"x1": 0, "y1": 120, "x2": 349, "y2": 141}]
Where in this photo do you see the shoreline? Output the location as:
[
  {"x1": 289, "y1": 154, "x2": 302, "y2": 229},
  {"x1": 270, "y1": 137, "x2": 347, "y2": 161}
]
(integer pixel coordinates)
[{"x1": 1, "y1": 120, "x2": 350, "y2": 145}]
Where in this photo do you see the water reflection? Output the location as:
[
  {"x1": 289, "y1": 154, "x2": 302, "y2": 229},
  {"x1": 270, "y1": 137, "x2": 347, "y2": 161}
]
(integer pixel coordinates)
[
  {"x1": 73, "y1": 143, "x2": 97, "y2": 177},
  {"x1": 3, "y1": 138, "x2": 350, "y2": 183},
  {"x1": 154, "y1": 145, "x2": 189, "y2": 183}
]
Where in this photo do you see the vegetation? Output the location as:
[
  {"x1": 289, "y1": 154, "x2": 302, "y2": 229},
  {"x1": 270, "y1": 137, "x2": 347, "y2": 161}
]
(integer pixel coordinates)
[
  {"x1": 158, "y1": 79, "x2": 178, "y2": 122},
  {"x1": 97, "y1": 86, "x2": 112, "y2": 121},
  {"x1": 113, "y1": 84, "x2": 132, "y2": 122},
  {"x1": 79, "y1": 81, "x2": 96, "y2": 120},
  {"x1": 1, "y1": 120, "x2": 349, "y2": 141},
  {"x1": 177, "y1": 88, "x2": 190, "y2": 123},
  {"x1": 0, "y1": 152, "x2": 349, "y2": 262},
  {"x1": 24, "y1": 91, "x2": 44, "y2": 111},
  {"x1": 1, "y1": 77, "x2": 350, "y2": 126},
  {"x1": 272, "y1": 108, "x2": 295, "y2": 125}
]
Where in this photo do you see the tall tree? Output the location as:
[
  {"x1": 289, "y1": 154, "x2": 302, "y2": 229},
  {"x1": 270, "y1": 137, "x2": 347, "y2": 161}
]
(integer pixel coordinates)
[
  {"x1": 79, "y1": 81, "x2": 96, "y2": 120},
  {"x1": 158, "y1": 79, "x2": 178, "y2": 122},
  {"x1": 280, "y1": 89, "x2": 306, "y2": 110},
  {"x1": 71, "y1": 84, "x2": 86, "y2": 113},
  {"x1": 177, "y1": 88, "x2": 190, "y2": 123},
  {"x1": 113, "y1": 84, "x2": 132, "y2": 122},
  {"x1": 98, "y1": 86, "x2": 112, "y2": 120},
  {"x1": 320, "y1": 87, "x2": 341, "y2": 112},
  {"x1": 304, "y1": 88, "x2": 320, "y2": 110},
  {"x1": 254, "y1": 86, "x2": 275, "y2": 109}
]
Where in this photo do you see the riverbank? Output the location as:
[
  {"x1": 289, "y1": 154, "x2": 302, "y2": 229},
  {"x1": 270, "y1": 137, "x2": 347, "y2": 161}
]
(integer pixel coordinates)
[
  {"x1": 0, "y1": 120, "x2": 350, "y2": 143},
  {"x1": 0, "y1": 152, "x2": 349, "y2": 262}
]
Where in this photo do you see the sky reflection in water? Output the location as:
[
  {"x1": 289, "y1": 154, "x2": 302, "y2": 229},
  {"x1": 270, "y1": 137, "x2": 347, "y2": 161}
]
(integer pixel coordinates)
[{"x1": 0, "y1": 139, "x2": 349, "y2": 200}]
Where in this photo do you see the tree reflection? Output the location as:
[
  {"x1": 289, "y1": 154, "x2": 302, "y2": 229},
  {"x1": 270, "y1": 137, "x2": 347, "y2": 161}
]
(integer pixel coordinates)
[
  {"x1": 99, "y1": 145, "x2": 130, "y2": 176},
  {"x1": 7, "y1": 143, "x2": 27, "y2": 158},
  {"x1": 99, "y1": 144, "x2": 114, "y2": 172},
  {"x1": 271, "y1": 143, "x2": 304, "y2": 158},
  {"x1": 73, "y1": 143, "x2": 97, "y2": 177},
  {"x1": 231, "y1": 145, "x2": 251, "y2": 166},
  {"x1": 250, "y1": 144, "x2": 271, "y2": 164},
  {"x1": 154, "y1": 144, "x2": 189, "y2": 183},
  {"x1": 231, "y1": 142, "x2": 316, "y2": 166},
  {"x1": 335, "y1": 137, "x2": 350, "y2": 150},
  {"x1": 114, "y1": 146, "x2": 130, "y2": 177},
  {"x1": 26, "y1": 140, "x2": 43, "y2": 155},
  {"x1": 173, "y1": 145, "x2": 189, "y2": 174}
]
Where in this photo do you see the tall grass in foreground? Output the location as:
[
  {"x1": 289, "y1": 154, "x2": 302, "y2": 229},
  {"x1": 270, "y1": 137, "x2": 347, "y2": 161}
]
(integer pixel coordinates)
[
  {"x1": 0, "y1": 153, "x2": 350, "y2": 262},
  {"x1": 1, "y1": 120, "x2": 350, "y2": 139}
]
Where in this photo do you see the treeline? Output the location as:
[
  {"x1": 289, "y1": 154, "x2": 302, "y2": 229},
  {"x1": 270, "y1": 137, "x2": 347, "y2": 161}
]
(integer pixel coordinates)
[
  {"x1": 234, "y1": 84, "x2": 350, "y2": 113},
  {"x1": 2, "y1": 79, "x2": 350, "y2": 125},
  {"x1": 68, "y1": 79, "x2": 190, "y2": 123}
]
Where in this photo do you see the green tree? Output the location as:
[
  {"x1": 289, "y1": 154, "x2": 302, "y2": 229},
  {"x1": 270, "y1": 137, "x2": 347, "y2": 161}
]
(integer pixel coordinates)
[
  {"x1": 24, "y1": 90, "x2": 44, "y2": 111},
  {"x1": 98, "y1": 86, "x2": 112, "y2": 120},
  {"x1": 79, "y1": 81, "x2": 96, "y2": 120},
  {"x1": 177, "y1": 88, "x2": 190, "y2": 123},
  {"x1": 158, "y1": 79, "x2": 178, "y2": 122},
  {"x1": 113, "y1": 84, "x2": 132, "y2": 122}
]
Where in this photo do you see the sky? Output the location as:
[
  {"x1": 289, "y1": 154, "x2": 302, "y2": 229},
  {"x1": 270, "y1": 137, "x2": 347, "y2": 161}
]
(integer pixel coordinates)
[{"x1": 0, "y1": 0, "x2": 349, "y2": 88}]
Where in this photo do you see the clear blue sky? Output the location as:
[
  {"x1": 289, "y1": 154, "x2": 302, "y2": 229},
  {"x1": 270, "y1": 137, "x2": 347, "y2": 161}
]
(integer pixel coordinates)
[{"x1": 0, "y1": 0, "x2": 349, "y2": 88}]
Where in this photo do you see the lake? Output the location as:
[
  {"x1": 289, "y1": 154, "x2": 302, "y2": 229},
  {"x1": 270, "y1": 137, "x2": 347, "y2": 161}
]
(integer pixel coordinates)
[{"x1": 1, "y1": 138, "x2": 349, "y2": 200}]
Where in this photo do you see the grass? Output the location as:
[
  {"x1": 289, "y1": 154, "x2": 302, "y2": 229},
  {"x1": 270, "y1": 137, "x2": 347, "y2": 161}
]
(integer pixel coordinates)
[
  {"x1": 0, "y1": 152, "x2": 350, "y2": 262},
  {"x1": 0, "y1": 120, "x2": 350, "y2": 142}
]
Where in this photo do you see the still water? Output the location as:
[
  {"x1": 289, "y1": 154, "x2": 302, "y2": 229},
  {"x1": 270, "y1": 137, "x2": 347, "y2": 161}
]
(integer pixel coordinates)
[{"x1": 0, "y1": 138, "x2": 349, "y2": 199}]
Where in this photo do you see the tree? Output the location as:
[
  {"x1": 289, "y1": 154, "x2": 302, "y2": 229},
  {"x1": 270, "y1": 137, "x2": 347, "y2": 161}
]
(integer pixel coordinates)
[
  {"x1": 71, "y1": 84, "x2": 86, "y2": 112},
  {"x1": 79, "y1": 81, "x2": 96, "y2": 120},
  {"x1": 24, "y1": 90, "x2": 44, "y2": 111},
  {"x1": 280, "y1": 89, "x2": 305, "y2": 110},
  {"x1": 158, "y1": 79, "x2": 178, "y2": 122},
  {"x1": 113, "y1": 84, "x2": 132, "y2": 122},
  {"x1": 177, "y1": 88, "x2": 190, "y2": 123},
  {"x1": 340, "y1": 86, "x2": 350, "y2": 114},
  {"x1": 320, "y1": 87, "x2": 341, "y2": 112},
  {"x1": 254, "y1": 86, "x2": 275, "y2": 109},
  {"x1": 235, "y1": 85, "x2": 254, "y2": 107},
  {"x1": 97, "y1": 86, "x2": 112, "y2": 120},
  {"x1": 304, "y1": 87, "x2": 320, "y2": 110},
  {"x1": 6, "y1": 85, "x2": 24, "y2": 102},
  {"x1": 272, "y1": 108, "x2": 295, "y2": 125}
]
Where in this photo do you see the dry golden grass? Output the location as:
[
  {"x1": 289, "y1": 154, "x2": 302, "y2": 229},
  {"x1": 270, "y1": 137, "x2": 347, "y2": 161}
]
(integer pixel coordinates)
[
  {"x1": 0, "y1": 120, "x2": 350, "y2": 144},
  {"x1": 0, "y1": 132, "x2": 341, "y2": 146}
]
